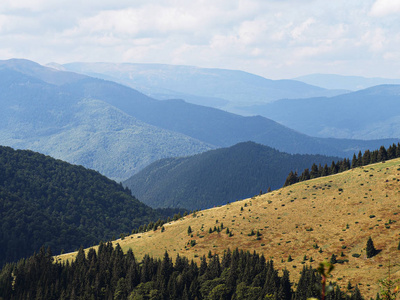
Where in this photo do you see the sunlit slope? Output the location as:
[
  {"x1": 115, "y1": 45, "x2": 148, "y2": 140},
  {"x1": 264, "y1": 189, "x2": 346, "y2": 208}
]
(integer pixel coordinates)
[{"x1": 59, "y1": 158, "x2": 400, "y2": 298}]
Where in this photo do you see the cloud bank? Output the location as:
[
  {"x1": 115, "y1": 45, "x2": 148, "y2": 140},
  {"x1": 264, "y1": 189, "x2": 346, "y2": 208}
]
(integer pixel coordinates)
[{"x1": 0, "y1": 0, "x2": 399, "y2": 79}]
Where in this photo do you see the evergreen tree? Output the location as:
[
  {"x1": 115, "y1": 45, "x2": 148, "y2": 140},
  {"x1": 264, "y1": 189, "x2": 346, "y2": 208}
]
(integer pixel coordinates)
[
  {"x1": 351, "y1": 153, "x2": 358, "y2": 168},
  {"x1": 330, "y1": 254, "x2": 337, "y2": 264},
  {"x1": 377, "y1": 146, "x2": 388, "y2": 162},
  {"x1": 310, "y1": 164, "x2": 319, "y2": 179},
  {"x1": 366, "y1": 237, "x2": 378, "y2": 258},
  {"x1": 283, "y1": 171, "x2": 299, "y2": 187}
]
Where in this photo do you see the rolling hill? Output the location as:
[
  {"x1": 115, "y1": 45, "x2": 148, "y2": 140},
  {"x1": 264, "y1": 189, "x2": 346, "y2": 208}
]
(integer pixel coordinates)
[
  {"x1": 0, "y1": 145, "x2": 179, "y2": 266},
  {"x1": 239, "y1": 84, "x2": 400, "y2": 140},
  {"x1": 123, "y1": 141, "x2": 341, "y2": 210},
  {"x1": 0, "y1": 60, "x2": 213, "y2": 181},
  {"x1": 61, "y1": 157, "x2": 400, "y2": 299},
  {"x1": 58, "y1": 62, "x2": 346, "y2": 110},
  {"x1": 1, "y1": 59, "x2": 399, "y2": 181}
]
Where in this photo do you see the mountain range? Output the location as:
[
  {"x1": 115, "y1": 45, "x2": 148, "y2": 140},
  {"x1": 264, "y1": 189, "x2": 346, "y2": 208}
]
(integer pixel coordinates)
[
  {"x1": 1, "y1": 58, "x2": 399, "y2": 182},
  {"x1": 123, "y1": 141, "x2": 341, "y2": 210},
  {"x1": 294, "y1": 73, "x2": 400, "y2": 91},
  {"x1": 55, "y1": 62, "x2": 346, "y2": 111},
  {"x1": 239, "y1": 84, "x2": 400, "y2": 140},
  {"x1": 58, "y1": 61, "x2": 400, "y2": 141}
]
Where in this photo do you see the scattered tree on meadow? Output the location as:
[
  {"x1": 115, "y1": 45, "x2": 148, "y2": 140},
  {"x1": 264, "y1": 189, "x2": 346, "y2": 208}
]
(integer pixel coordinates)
[{"x1": 367, "y1": 237, "x2": 378, "y2": 258}]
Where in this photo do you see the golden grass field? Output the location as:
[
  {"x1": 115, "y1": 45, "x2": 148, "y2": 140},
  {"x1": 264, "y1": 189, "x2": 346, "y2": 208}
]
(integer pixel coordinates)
[{"x1": 57, "y1": 158, "x2": 400, "y2": 298}]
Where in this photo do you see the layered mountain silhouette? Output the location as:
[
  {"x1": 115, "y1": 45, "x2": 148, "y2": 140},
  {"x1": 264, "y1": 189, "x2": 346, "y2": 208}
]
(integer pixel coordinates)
[
  {"x1": 295, "y1": 73, "x2": 400, "y2": 90},
  {"x1": 239, "y1": 84, "x2": 400, "y2": 140},
  {"x1": 58, "y1": 62, "x2": 346, "y2": 110},
  {"x1": 1, "y1": 59, "x2": 398, "y2": 181}
]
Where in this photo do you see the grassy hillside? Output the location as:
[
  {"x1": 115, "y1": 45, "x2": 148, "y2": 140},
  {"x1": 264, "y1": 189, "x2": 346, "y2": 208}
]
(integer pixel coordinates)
[
  {"x1": 60, "y1": 158, "x2": 400, "y2": 298},
  {"x1": 124, "y1": 141, "x2": 341, "y2": 210}
]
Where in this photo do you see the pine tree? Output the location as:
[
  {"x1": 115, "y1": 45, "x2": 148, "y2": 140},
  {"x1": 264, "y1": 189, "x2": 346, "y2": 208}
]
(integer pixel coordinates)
[
  {"x1": 283, "y1": 171, "x2": 299, "y2": 187},
  {"x1": 377, "y1": 146, "x2": 388, "y2": 162},
  {"x1": 330, "y1": 254, "x2": 337, "y2": 264},
  {"x1": 351, "y1": 153, "x2": 358, "y2": 168},
  {"x1": 366, "y1": 236, "x2": 377, "y2": 258}
]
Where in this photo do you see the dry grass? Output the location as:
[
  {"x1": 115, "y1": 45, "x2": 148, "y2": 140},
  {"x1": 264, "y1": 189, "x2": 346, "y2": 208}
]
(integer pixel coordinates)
[{"x1": 57, "y1": 158, "x2": 400, "y2": 298}]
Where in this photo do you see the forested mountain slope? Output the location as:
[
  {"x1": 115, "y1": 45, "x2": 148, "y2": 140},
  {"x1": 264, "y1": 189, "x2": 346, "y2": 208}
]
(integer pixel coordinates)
[
  {"x1": 0, "y1": 145, "x2": 176, "y2": 266},
  {"x1": 123, "y1": 142, "x2": 341, "y2": 210}
]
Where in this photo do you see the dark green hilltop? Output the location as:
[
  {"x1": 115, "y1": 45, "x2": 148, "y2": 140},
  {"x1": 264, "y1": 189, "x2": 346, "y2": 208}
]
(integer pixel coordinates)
[
  {"x1": 123, "y1": 141, "x2": 342, "y2": 210},
  {"x1": 0, "y1": 145, "x2": 178, "y2": 266}
]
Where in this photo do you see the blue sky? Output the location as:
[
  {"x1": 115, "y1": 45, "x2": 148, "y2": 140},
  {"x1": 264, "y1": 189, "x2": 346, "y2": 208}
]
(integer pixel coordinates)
[{"x1": 0, "y1": 0, "x2": 399, "y2": 79}]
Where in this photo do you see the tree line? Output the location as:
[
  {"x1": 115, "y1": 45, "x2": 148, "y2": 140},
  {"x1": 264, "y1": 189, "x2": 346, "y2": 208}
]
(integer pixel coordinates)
[
  {"x1": 0, "y1": 243, "x2": 363, "y2": 300},
  {"x1": 284, "y1": 144, "x2": 400, "y2": 187}
]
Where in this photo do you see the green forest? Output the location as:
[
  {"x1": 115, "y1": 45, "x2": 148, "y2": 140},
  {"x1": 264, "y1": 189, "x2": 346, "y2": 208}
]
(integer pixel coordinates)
[
  {"x1": 0, "y1": 243, "x2": 363, "y2": 300},
  {"x1": 124, "y1": 141, "x2": 340, "y2": 210},
  {"x1": 284, "y1": 144, "x2": 400, "y2": 186},
  {"x1": 0, "y1": 146, "x2": 179, "y2": 267}
]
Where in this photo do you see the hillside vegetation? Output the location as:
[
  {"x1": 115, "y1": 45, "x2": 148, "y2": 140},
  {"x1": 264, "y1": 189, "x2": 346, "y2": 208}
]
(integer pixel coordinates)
[
  {"x1": 0, "y1": 145, "x2": 177, "y2": 266},
  {"x1": 1, "y1": 242, "x2": 357, "y2": 299},
  {"x1": 124, "y1": 141, "x2": 341, "y2": 210},
  {"x1": 61, "y1": 158, "x2": 400, "y2": 298}
]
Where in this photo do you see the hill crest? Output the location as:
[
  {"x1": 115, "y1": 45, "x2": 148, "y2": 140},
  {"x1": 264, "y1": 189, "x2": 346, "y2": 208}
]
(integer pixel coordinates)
[{"x1": 60, "y1": 157, "x2": 400, "y2": 298}]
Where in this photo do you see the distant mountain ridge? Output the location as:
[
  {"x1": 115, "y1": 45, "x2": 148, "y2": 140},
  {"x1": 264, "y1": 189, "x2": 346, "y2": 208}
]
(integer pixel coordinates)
[
  {"x1": 0, "y1": 60, "x2": 213, "y2": 181},
  {"x1": 295, "y1": 73, "x2": 400, "y2": 91},
  {"x1": 239, "y1": 84, "x2": 400, "y2": 140},
  {"x1": 123, "y1": 141, "x2": 341, "y2": 210},
  {"x1": 1, "y1": 59, "x2": 398, "y2": 181},
  {"x1": 59, "y1": 62, "x2": 346, "y2": 111}
]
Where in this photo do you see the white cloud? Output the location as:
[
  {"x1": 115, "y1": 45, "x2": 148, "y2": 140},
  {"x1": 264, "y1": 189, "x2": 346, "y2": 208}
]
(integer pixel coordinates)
[
  {"x1": 1, "y1": 0, "x2": 400, "y2": 79},
  {"x1": 370, "y1": 0, "x2": 400, "y2": 16}
]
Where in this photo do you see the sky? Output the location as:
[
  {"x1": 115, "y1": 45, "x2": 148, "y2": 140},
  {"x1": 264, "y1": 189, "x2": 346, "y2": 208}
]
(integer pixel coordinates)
[{"x1": 0, "y1": 0, "x2": 400, "y2": 79}]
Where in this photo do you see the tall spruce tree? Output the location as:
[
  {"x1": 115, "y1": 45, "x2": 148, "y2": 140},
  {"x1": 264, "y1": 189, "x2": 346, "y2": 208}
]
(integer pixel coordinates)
[{"x1": 366, "y1": 237, "x2": 378, "y2": 258}]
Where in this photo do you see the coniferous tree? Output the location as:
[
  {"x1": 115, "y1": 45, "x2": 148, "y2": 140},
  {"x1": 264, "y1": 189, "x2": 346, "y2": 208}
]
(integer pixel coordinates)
[
  {"x1": 351, "y1": 153, "x2": 358, "y2": 168},
  {"x1": 377, "y1": 146, "x2": 388, "y2": 162},
  {"x1": 283, "y1": 171, "x2": 299, "y2": 187},
  {"x1": 362, "y1": 150, "x2": 371, "y2": 166},
  {"x1": 321, "y1": 164, "x2": 329, "y2": 176},
  {"x1": 310, "y1": 164, "x2": 319, "y2": 179},
  {"x1": 366, "y1": 237, "x2": 378, "y2": 258}
]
